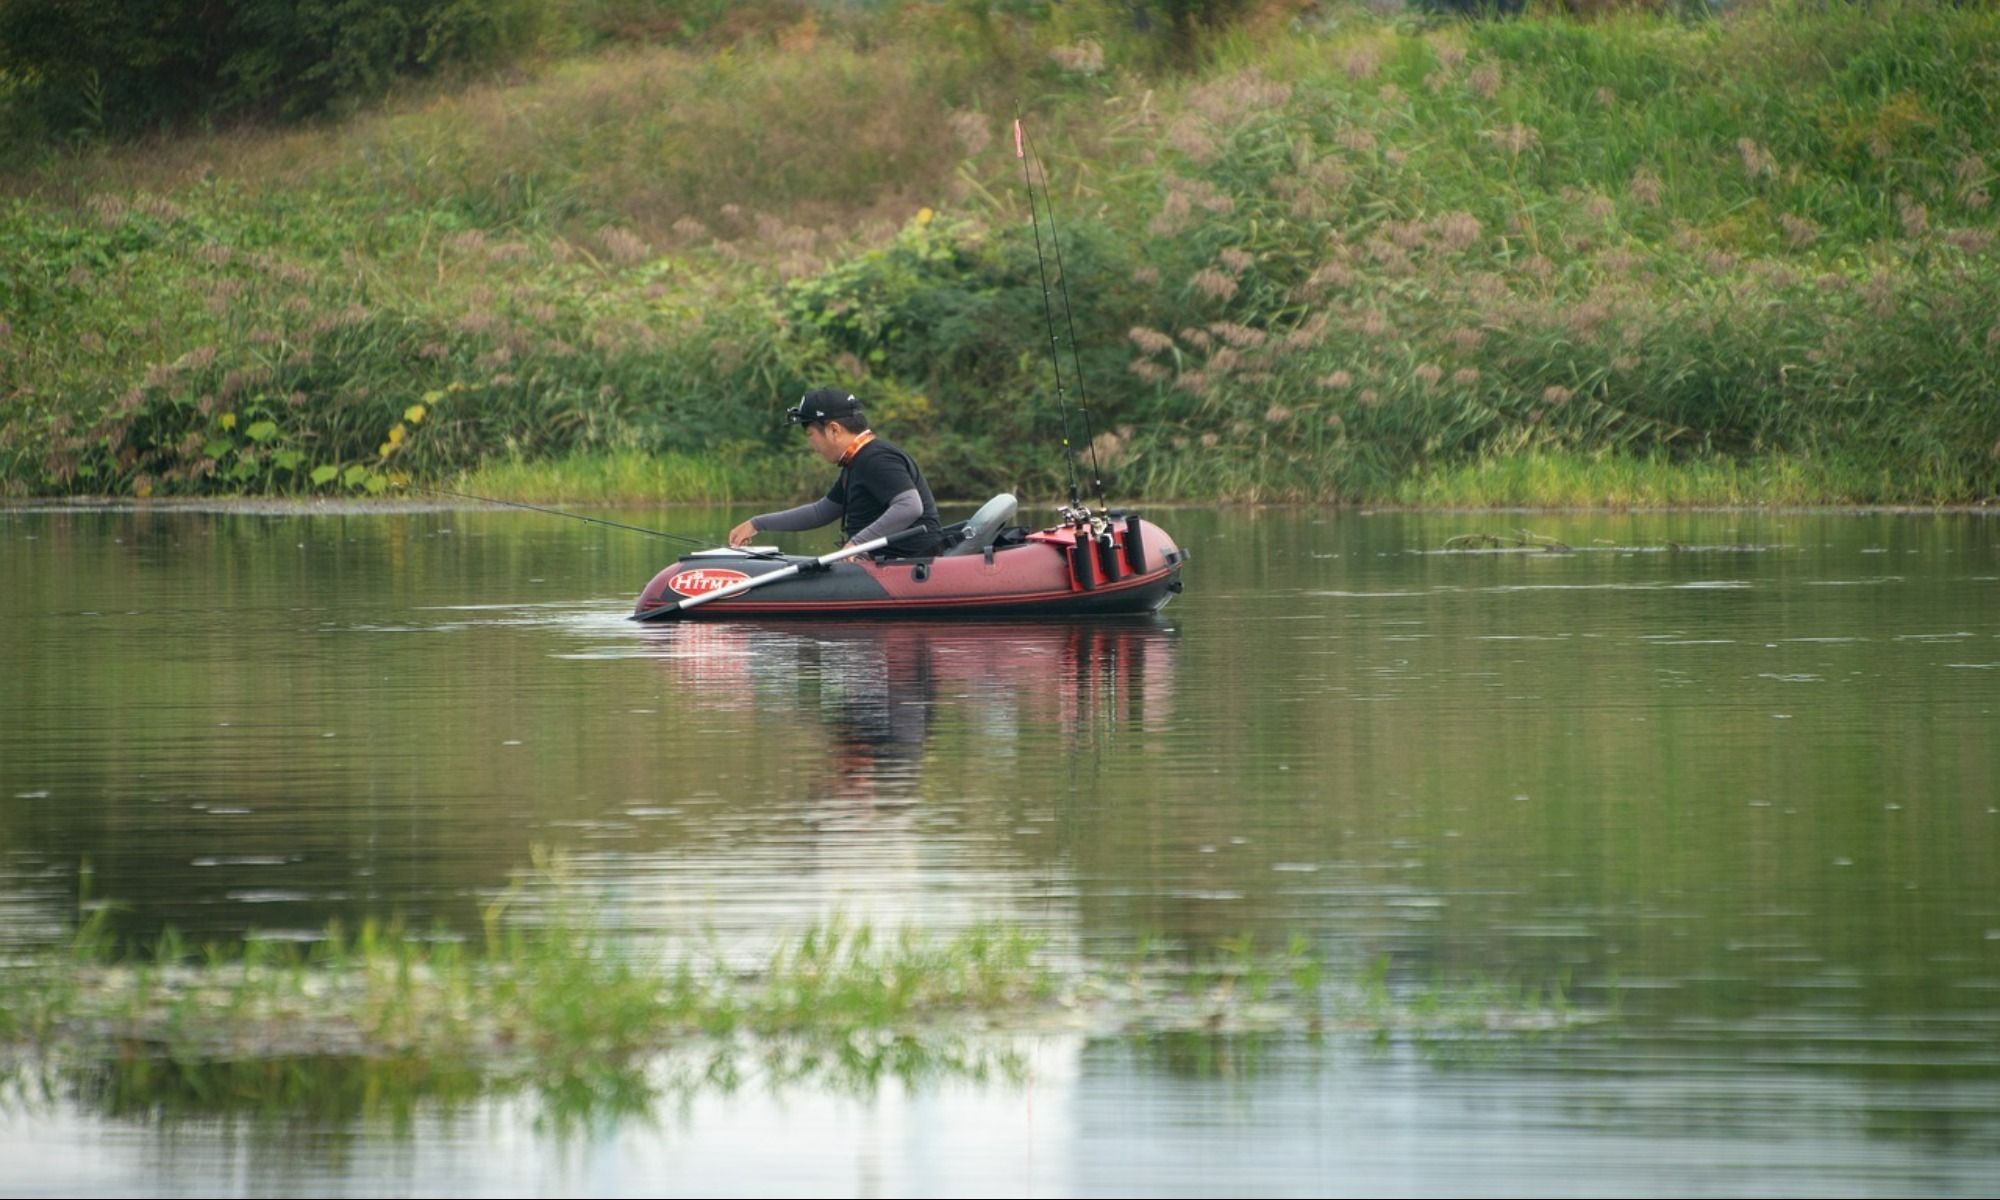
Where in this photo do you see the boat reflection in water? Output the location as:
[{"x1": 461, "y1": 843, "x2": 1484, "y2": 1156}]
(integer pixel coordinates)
[{"x1": 640, "y1": 618, "x2": 1179, "y2": 806}]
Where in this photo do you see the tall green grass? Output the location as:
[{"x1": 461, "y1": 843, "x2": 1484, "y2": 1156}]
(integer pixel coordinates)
[
  {"x1": 1093, "y1": 0, "x2": 2000, "y2": 501},
  {"x1": 4, "y1": 1, "x2": 1996, "y2": 504},
  {"x1": 1385, "y1": 449, "x2": 1903, "y2": 508},
  {"x1": 454, "y1": 449, "x2": 820, "y2": 504}
]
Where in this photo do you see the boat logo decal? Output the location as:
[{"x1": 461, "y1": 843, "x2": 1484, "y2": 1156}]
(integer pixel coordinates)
[{"x1": 668, "y1": 568, "x2": 752, "y2": 597}]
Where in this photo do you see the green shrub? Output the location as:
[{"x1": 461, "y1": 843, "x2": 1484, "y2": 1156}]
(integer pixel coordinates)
[{"x1": 0, "y1": 0, "x2": 555, "y2": 137}]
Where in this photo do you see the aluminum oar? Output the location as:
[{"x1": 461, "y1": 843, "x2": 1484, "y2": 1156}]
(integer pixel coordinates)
[{"x1": 631, "y1": 526, "x2": 931, "y2": 622}]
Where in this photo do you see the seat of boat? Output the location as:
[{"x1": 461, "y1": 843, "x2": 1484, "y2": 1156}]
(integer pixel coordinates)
[{"x1": 940, "y1": 493, "x2": 1019, "y2": 557}]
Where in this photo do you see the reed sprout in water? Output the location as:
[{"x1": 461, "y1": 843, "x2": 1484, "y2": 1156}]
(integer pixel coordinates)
[{"x1": 1, "y1": 877, "x2": 1595, "y2": 1120}]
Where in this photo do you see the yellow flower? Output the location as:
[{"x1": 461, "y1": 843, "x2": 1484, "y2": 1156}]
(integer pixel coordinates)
[
  {"x1": 405, "y1": 403, "x2": 427, "y2": 425},
  {"x1": 219, "y1": 413, "x2": 237, "y2": 430},
  {"x1": 916, "y1": 207, "x2": 934, "y2": 226},
  {"x1": 388, "y1": 423, "x2": 407, "y2": 445}
]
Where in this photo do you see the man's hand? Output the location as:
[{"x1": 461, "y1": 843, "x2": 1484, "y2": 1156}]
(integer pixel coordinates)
[{"x1": 728, "y1": 519, "x2": 758, "y2": 547}]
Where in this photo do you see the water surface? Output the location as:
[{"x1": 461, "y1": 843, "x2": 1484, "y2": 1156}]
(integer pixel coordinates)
[{"x1": 3, "y1": 504, "x2": 1997, "y2": 1195}]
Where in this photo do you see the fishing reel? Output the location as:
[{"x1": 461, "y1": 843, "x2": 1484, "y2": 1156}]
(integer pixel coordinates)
[{"x1": 1056, "y1": 502, "x2": 1106, "y2": 535}]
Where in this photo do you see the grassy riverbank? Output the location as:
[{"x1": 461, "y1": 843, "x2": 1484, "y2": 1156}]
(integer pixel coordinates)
[
  {"x1": 4, "y1": 1, "x2": 1997, "y2": 505},
  {"x1": 446, "y1": 447, "x2": 1984, "y2": 509}
]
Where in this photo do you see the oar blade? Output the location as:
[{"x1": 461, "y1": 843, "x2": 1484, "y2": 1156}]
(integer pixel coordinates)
[{"x1": 630, "y1": 600, "x2": 683, "y2": 622}]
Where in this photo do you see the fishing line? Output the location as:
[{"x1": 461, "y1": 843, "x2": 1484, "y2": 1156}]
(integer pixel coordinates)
[{"x1": 406, "y1": 485, "x2": 788, "y2": 560}]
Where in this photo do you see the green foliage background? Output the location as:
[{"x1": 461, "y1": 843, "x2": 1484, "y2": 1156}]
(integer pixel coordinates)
[{"x1": 2, "y1": 0, "x2": 1997, "y2": 503}]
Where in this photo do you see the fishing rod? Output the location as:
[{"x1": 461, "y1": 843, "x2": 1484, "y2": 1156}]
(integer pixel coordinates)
[
  {"x1": 1014, "y1": 116, "x2": 1088, "y2": 520},
  {"x1": 405, "y1": 484, "x2": 789, "y2": 561},
  {"x1": 1015, "y1": 119, "x2": 1110, "y2": 519}
]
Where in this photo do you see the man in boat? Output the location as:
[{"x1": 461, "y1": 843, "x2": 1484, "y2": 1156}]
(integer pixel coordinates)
[{"x1": 728, "y1": 388, "x2": 944, "y2": 558}]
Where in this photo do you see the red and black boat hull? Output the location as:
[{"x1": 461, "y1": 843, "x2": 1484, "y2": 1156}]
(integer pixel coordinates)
[{"x1": 634, "y1": 518, "x2": 1186, "y2": 620}]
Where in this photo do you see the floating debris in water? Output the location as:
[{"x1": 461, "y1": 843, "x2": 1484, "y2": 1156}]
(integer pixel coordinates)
[
  {"x1": 1431, "y1": 537, "x2": 1792, "y2": 556},
  {"x1": 1440, "y1": 530, "x2": 1572, "y2": 553}
]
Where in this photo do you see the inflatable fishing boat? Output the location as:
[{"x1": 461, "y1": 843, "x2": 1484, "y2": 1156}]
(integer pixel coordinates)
[{"x1": 632, "y1": 495, "x2": 1186, "y2": 621}]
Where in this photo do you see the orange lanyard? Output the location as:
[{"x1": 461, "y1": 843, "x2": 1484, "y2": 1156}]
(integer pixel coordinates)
[{"x1": 837, "y1": 430, "x2": 876, "y2": 467}]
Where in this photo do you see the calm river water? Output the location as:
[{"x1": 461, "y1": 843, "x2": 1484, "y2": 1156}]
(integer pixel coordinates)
[{"x1": 3, "y1": 503, "x2": 1997, "y2": 1196}]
